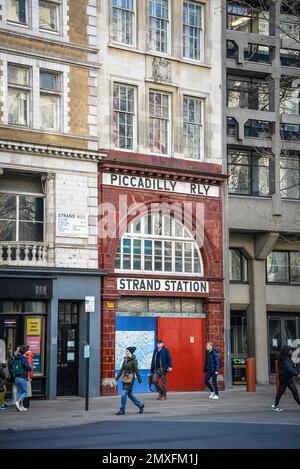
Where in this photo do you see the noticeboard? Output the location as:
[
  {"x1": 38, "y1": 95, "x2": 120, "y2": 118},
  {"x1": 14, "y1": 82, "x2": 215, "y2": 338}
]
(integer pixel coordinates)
[{"x1": 232, "y1": 358, "x2": 247, "y2": 385}]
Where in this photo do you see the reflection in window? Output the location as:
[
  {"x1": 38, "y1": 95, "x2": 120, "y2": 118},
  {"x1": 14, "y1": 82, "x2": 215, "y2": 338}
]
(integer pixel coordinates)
[
  {"x1": 0, "y1": 193, "x2": 44, "y2": 242},
  {"x1": 227, "y1": 75, "x2": 269, "y2": 111},
  {"x1": 228, "y1": 149, "x2": 270, "y2": 196},
  {"x1": 8, "y1": 65, "x2": 30, "y2": 126},
  {"x1": 267, "y1": 251, "x2": 289, "y2": 283},
  {"x1": 40, "y1": 71, "x2": 61, "y2": 130},
  {"x1": 39, "y1": 1, "x2": 59, "y2": 32},
  {"x1": 148, "y1": 0, "x2": 169, "y2": 53},
  {"x1": 182, "y1": 1, "x2": 203, "y2": 60},
  {"x1": 7, "y1": 0, "x2": 27, "y2": 25},
  {"x1": 229, "y1": 249, "x2": 248, "y2": 282},
  {"x1": 113, "y1": 84, "x2": 135, "y2": 150},
  {"x1": 183, "y1": 96, "x2": 202, "y2": 159},
  {"x1": 115, "y1": 213, "x2": 203, "y2": 275},
  {"x1": 280, "y1": 153, "x2": 300, "y2": 199},
  {"x1": 149, "y1": 91, "x2": 169, "y2": 154},
  {"x1": 112, "y1": 0, "x2": 134, "y2": 45}
]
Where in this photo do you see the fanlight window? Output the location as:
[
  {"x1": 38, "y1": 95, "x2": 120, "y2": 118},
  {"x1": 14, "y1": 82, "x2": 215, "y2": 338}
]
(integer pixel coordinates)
[{"x1": 115, "y1": 213, "x2": 203, "y2": 275}]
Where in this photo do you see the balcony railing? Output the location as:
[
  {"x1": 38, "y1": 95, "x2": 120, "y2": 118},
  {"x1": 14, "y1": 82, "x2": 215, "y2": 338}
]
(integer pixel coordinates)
[{"x1": 0, "y1": 242, "x2": 48, "y2": 266}]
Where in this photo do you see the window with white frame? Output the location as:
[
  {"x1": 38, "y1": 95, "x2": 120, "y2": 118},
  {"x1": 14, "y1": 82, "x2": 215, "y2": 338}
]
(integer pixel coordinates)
[
  {"x1": 39, "y1": 1, "x2": 60, "y2": 32},
  {"x1": 112, "y1": 0, "x2": 134, "y2": 45},
  {"x1": 115, "y1": 213, "x2": 203, "y2": 275},
  {"x1": 0, "y1": 193, "x2": 44, "y2": 242},
  {"x1": 183, "y1": 96, "x2": 202, "y2": 159},
  {"x1": 113, "y1": 84, "x2": 135, "y2": 149},
  {"x1": 40, "y1": 70, "x2": 61, "y2": 130},
  {"x1": 148, "y1": 0, "x2": 169, "y2": 53},
  {"x1": 183, "y1": 1, "x2": 203, "y2": 61},
  {"x1": 149, "y1": 90, "x2": 170, "y2": 154},
  {"x1": 8, "y1": 65, "x2": 31, "y2": 126},
  {"x1": 7, "y1": 0, "x2": 28, "y2": 25}
]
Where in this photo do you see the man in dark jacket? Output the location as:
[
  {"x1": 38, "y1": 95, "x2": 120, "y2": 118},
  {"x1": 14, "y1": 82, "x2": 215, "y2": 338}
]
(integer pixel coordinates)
[
  {"x1": 272, "y1": 345, "x2": 300, "y2": 412},
  {"x1": 204, "y1": 341, "x2": 221, "y2": 400},
  {"x1": 150, "y1": 339, "x2": 172, "y2": 400}
]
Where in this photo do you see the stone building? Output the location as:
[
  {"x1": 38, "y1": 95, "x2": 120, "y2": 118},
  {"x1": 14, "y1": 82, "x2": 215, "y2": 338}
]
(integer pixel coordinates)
[
  {"x1": 0, "y1": 0, "x2": 106, "y2": 398},
  {"x1": 97, "y1": 0, "x2": 226, "y2": 395}
]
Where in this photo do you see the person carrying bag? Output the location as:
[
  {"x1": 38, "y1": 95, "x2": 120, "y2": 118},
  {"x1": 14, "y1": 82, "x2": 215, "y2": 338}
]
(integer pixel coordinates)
[{"x1": 115, "y1": 346, "x2": 144, "y2": 415}]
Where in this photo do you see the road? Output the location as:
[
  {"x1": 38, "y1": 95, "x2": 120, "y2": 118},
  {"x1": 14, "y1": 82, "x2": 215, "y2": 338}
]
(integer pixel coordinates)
[{"x1": 1, "y1": 419, "x2": 300, "y2": 449}]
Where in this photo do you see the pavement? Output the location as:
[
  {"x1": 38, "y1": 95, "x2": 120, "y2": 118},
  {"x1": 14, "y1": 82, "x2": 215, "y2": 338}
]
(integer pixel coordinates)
[{"x1": 1, "y1": 384, "x2": 300, "y2": 432}]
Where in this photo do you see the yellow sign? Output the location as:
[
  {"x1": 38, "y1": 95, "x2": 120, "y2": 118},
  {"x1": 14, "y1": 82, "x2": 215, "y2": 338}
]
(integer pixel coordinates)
[
  {"x1": 26, "y1": 318, "x2": 41, "y2": 336},
  {"x1": 106, "y1": 302, "x2": 115, "y2": 309}
]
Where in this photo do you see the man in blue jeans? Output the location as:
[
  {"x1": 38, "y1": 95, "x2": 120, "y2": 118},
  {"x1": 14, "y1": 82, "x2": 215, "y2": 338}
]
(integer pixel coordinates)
[
  {"x1": 10, "y1": 345, "x2": 32, "y2": 412},
  {"x1": 204, "y1": 341, "x2": 221, "y2": 400}
]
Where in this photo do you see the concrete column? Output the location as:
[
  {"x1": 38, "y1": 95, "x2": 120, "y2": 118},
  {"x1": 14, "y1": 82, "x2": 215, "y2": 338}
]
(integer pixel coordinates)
[{"x1": 251, "y1": 259, "x2": 269, "y2": 384}]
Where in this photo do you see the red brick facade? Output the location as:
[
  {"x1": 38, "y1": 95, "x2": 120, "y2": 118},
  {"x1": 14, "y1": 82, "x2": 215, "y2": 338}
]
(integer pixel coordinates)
[{"x1": 98, "y1": 151, "x2": 226, "y2": 395}]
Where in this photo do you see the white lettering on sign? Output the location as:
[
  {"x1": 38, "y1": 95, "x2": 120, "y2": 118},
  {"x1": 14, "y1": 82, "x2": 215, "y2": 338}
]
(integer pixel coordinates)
[
  {"x1": 102, "y1": 173, "x2": 219, "y2": 197},
  {"x1": 117, "y1": 278, "x2": 209, "y2": 293},
  {"x1": 56, "y1": 212, "x2": 89, "y2": 238}
]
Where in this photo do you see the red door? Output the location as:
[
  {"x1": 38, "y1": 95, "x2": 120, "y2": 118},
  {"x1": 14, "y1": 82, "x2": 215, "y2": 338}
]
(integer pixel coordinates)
[{"x1": 157, "y1": 317, "x2": 205, "y2": 391}]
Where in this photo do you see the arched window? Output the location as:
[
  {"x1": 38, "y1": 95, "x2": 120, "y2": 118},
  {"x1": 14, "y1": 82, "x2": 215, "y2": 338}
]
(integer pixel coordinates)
[{"x1": 115, "y1": 213, "x2": 203, "y2": 276}]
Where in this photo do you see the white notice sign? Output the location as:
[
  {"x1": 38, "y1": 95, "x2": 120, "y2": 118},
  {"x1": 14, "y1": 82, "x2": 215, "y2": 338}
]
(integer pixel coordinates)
[
  {"x1": 85, "y1": 296, "x2": 95, "y2": 313},
  {"x1": 56, "y1": 212, "x2": 89, "y2": 238}
]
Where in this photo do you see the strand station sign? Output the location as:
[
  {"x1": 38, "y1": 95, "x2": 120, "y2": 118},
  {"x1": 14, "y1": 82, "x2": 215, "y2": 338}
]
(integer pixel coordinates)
[
  {"x1": 117, "y1": 278, "x2": 209, "y2": 294},
  {"x1": 102, "y1": 173, "x2": 219, "y2": 197}
]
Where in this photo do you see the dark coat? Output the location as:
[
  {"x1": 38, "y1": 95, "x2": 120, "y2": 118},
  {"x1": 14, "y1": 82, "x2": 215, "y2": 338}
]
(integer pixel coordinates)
[
  {"x1": 116, "y1": 355, "x2": 142, "y2": 391},
  {"x1": 151, "y1": 347, "x2": 172, "y2": 373},
  {"x1": 203, "y1": 348, "x2": 221, "y2": 373},
  {"x1": 279, "y1": 356, "x2": 298, "y2": 380}
]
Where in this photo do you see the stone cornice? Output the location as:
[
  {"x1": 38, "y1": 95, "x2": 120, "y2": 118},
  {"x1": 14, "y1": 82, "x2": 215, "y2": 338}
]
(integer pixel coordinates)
[{"x1": 0, "y1": 139, "x2": 106, "y2": 162}]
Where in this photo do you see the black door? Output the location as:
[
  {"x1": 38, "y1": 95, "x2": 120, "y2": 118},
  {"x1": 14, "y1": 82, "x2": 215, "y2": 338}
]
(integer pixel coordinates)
[{"x1": 57, "y1": 302, "x2": 79, "y2": 396}]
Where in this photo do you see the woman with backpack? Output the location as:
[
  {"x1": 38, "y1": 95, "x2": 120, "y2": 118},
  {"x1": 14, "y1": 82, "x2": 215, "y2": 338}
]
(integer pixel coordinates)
[
  {"x1": 272, "y1": 345, "x2": 300, "y2": 412},
  {"x1": 9, "y1": 345, "x2": 32, "y2": 412}
]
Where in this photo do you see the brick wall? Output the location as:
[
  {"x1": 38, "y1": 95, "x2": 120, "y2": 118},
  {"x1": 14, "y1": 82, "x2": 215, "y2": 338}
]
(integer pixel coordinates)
[{"x1": 98, "y1": 158, "x2": 225, "y2": 395}]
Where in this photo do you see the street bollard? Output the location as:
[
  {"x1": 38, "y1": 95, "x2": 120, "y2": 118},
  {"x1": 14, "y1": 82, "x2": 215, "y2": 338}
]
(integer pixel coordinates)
[{"x1": 246, "y1": 357, "x2": 256, "y2": 392}]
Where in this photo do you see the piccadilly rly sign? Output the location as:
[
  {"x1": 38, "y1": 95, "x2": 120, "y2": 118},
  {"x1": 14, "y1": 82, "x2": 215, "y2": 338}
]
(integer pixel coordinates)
[{"x1": 102, "y1": 173, "x2": 219, "y2": 197}]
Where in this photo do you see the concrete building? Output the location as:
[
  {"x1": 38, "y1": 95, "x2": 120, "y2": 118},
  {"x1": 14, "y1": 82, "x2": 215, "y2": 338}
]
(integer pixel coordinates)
[
  {"x1": 97, "y1": 0, "x2": 226, "y2": 395},
  {"x1": 0, "y1": 0, "x2": 106, "y2": 398},
  {"x1": 223, "y1": 0, "x2": 300, "y2": 384}
]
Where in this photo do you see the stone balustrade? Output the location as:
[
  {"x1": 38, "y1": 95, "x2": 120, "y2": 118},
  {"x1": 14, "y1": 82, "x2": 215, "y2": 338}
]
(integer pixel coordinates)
[{"x1": 0, "y1": 242, "x2": 48, "y2": 266}]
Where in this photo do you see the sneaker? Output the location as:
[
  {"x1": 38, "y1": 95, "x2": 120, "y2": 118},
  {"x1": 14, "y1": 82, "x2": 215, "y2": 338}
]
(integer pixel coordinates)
[
  {"x1": 0, "y1": 405, "x2": 6, "y2": 410},
  {"x1": 115, "y1": 409, "x2": 125, "y2": 415},
  {"x1": 209, "y1": 392, "x2": 215, "y2": 399},
  {"x1": 272, "y1": 405, "x2": 283, "y2": 412},
  {"x1": 20, "y1": 405, "x2": 27, "y2": 411},
  {"x1": 212, "y1": 395, "x2": 220, "y2": 400},
  {"x1": 139, "y1": 404, "x2": 145, "y2": 414},
  {"x1": 15, "y1": 401, "x2": 22, "y2": 412}
]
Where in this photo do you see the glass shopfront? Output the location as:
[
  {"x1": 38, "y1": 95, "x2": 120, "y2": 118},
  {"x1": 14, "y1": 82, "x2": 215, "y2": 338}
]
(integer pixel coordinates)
[{"x1": 0, "y1": 301, "x2": 47, "y2": 396}]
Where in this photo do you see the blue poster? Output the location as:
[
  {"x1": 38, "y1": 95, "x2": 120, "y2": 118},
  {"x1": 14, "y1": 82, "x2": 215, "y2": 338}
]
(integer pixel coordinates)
[{"x1": 33, "y1": 354, "x2": 41, "y2": 373}]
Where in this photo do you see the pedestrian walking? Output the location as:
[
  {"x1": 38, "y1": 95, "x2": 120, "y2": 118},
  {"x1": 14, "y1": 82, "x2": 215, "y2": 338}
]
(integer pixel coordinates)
[
  {"x1": 204, "y1": 341, "x2": 221, "y2": 400},
  {"x1": 0, "y1": 362, "x2": 8, "y2": 410},
  {"x1": 9, "y1": 345, "x2": 32, "y2": 412},
  {"x1": 115, "y1": 347, "x2": 144, "y2": 415},
  {"x1": 150, "y1": 339, "x2": 172, "y2": 400},
  {"x1": 23, "y1": 345, "x2": 34, "y2": 409},
  {"x1": 272, "y1": 345, "x2": 300, "y2": 412}
]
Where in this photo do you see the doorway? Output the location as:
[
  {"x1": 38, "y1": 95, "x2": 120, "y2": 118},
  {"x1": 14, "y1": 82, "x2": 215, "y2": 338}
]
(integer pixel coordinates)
[
  {"x1": 57, "y1": 302, "x2": 79, "y2": 396},
  {"x1": 268, "y1": 315, "x2": 299, "y2": 377},
  {"x1": 157, "y1": 317, "x2": 205, "y2": 391}
]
